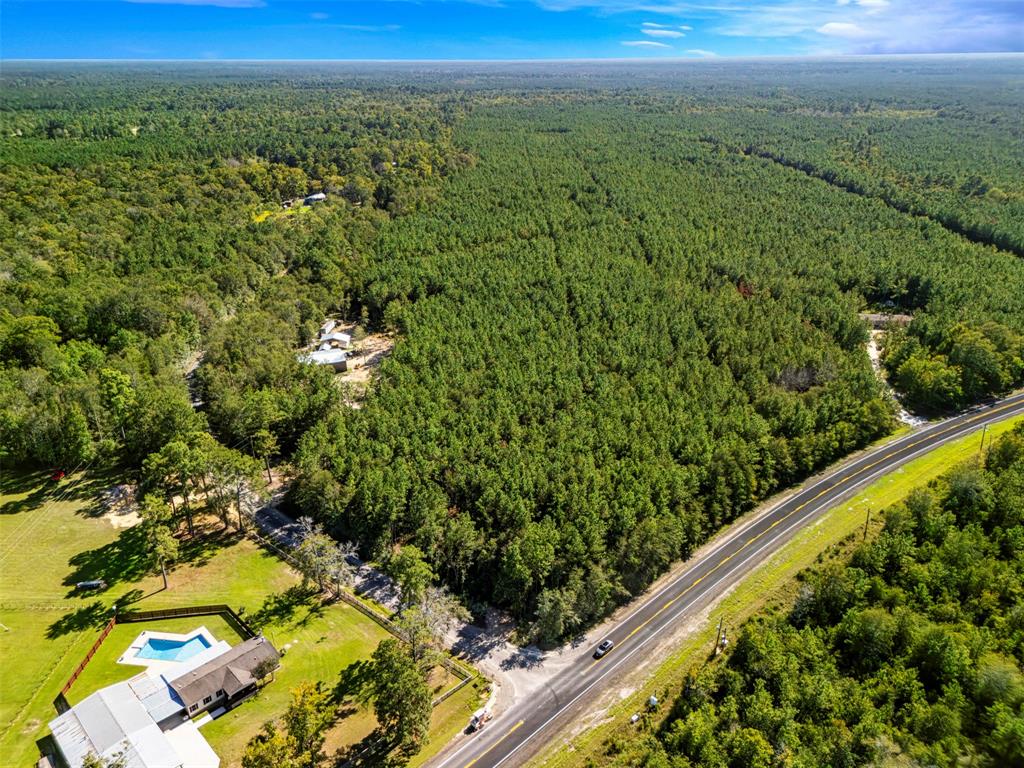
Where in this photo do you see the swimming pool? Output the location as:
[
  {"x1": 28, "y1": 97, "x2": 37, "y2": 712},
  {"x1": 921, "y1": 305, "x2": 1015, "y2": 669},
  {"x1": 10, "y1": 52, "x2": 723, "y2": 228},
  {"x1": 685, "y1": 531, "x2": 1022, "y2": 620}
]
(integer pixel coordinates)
[{"x1": 136, "y1": 634, "x2": 212, "y2": 662}]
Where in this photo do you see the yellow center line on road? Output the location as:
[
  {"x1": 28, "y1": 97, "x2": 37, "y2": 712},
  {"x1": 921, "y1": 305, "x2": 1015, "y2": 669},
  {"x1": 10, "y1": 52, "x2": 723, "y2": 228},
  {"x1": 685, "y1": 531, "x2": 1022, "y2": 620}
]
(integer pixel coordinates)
[
  {"x1": 463, "y1": 720, "x2": 525, "y2": 768},
  {"x1": 587, "y1": 398, "x2": 1023, "y2": 668}
]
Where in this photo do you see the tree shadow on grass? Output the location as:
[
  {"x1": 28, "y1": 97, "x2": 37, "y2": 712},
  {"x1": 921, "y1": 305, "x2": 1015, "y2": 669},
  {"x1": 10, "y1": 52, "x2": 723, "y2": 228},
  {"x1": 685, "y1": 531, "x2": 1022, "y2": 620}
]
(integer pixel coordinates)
[
  {"x1": 331, "y1": 728, "x2": 408, "y2": 768},
  {"x1": 46, "y1": 601, "x2": 112, "y2": 639},
  {"x1": 287, "y1": 594, "x2": 326, "y2": 630},
  {"x1": 64, "y1": 467, "x2": 127, "y2": 507},
  {"x1": 0, "y1": 484, "x2": 50, "y2": 516},
  {"x1": 62, "y1": 525, "x2": 150, "y2": 596},
  {"x1": 329, "y1": 658, "x2": 432, "y2": 768},
  {"x1": 334, "y1": 659, "x2": 374, "y2": 704},
  {"x1": 62, "y1": 524, "x2": 239, "y2": 598},
  {"x1": 46, "y1": 588, "x2": 144, "y2": 639},
  {"x1": 176, "y1": 525, "x2": 242, "y2": 570},
  {"x1": 0, "y1": 467, "x2": 120, "y2": 516},
  {"x1": 248, "y1": 584, "x2": 319, "y2": 631},
  {"x1": 0, "y1": 468, "x2": 50, "y2": 496}
]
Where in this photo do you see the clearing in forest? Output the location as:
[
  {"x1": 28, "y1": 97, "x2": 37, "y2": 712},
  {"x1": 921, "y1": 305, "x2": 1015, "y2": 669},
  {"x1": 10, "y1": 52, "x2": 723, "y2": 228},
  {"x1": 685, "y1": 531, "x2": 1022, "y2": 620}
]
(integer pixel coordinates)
[{"x1": 0, "y1": 471, "x2": 479, "y2": 768}]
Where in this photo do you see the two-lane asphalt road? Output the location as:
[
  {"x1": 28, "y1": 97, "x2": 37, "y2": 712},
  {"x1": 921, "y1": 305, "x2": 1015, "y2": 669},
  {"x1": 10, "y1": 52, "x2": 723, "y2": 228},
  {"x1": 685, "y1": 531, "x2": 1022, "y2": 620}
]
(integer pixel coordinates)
[{"x1": 431, "y1": 391, "x2": 1024, "y2": 768}]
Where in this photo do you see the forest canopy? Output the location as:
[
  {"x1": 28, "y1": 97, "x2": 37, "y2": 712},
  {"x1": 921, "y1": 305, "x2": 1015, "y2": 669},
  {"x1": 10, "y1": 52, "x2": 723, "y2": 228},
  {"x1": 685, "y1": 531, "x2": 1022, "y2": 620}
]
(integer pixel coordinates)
[
  {"x1": 2, "y1": 60, "x2": 1022, "y2": 640},
  {"x1": 600, "y1": 421, "x2": 1024, "y2": 768}
]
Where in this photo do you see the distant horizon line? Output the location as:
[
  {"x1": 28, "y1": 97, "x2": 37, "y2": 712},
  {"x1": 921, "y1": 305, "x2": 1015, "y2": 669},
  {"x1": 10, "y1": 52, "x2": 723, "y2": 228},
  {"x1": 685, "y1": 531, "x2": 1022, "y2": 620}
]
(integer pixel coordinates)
[{"x1": 3, "y1": 52, "x2": 1023, "y2": 65}]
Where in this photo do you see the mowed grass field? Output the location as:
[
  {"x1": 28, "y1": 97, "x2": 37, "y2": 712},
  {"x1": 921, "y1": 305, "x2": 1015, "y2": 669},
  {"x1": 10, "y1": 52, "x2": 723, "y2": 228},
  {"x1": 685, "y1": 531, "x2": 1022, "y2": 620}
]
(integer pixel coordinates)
[{"x1": 0, "y1": 471, "x2": 481, "y2": 767}]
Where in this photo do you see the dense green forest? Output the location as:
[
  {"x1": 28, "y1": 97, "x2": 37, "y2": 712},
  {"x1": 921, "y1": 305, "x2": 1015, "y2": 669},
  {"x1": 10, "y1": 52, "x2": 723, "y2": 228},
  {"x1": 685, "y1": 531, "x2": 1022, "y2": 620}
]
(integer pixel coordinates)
[
  {"x1": 1, "y1": 66, "x2": 467, "y2": 474},
  {"x1": 2, "y1": 61, "x2": 1023, "y2": 639},
  {"x1": 600, "y1": 422, "x2": 1024, "y2": 768}
]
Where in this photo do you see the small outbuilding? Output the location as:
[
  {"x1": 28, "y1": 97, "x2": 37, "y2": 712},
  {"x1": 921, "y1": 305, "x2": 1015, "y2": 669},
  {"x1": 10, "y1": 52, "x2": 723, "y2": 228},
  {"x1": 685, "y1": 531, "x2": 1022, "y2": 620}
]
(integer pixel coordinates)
[
  {"x1": 859, "y1": 312, "x2": 912, "y2": 330},
  {"x1": 304, "y1": 192, "x2": 327, "y2": 205},
  {"x1": 300, "y1": 349, "x2": 348, "y2": 372},
  {"x1": 320, "y1": 331, "x2": 352, "y2": 349}
]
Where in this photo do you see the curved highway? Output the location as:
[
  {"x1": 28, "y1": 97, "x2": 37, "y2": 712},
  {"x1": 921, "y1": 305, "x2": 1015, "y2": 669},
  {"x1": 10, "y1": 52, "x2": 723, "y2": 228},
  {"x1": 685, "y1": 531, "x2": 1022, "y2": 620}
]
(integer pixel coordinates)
[{"x1": 430, "y1": 391, "x2": 1024, "y2": 768}]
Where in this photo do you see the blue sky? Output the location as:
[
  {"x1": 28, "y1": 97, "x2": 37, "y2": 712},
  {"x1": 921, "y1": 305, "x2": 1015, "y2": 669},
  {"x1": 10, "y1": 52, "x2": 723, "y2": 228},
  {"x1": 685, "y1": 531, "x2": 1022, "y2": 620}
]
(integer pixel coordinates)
[{"x1": 2, "y1": 0, "x2": 1022, "y2": 60}]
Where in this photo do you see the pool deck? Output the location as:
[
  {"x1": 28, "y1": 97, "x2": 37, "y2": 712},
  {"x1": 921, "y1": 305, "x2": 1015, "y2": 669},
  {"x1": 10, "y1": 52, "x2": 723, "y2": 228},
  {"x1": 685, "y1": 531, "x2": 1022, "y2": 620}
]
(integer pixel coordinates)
[{"x1": 118, "y1": 626, "x2": 224, "y2": 674}]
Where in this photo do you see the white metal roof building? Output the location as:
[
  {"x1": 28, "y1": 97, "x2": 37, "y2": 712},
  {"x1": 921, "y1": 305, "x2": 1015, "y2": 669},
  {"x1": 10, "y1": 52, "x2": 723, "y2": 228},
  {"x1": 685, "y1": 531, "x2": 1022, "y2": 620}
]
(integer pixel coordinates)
[
  {"x1": 299, "y1": 348, "x2": 348, "y2": 371},
  {"x1": 319, "y1": 332, "x2": 352, "y2": 348},
  {"x1": 49, "y1": 681, "x2": 218, "y2": 768},
  {"x1": 49, "y1": 632, "x2": 232, "y2": 768}
]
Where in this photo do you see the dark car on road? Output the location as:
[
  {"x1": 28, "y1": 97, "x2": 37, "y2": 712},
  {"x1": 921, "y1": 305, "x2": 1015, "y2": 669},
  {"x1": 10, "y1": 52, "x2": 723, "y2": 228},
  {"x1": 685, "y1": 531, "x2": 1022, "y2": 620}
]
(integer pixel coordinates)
[{"x1": 593, "y1": 639, "x2": 614, "y2": 659}]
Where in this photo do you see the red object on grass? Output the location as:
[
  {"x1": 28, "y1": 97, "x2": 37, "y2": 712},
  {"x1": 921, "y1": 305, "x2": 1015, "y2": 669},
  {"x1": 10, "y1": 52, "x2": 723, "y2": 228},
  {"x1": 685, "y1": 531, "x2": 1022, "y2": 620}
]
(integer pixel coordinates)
[{"x1": 51, "y1": 470, "x2": 66, "y2": 482}]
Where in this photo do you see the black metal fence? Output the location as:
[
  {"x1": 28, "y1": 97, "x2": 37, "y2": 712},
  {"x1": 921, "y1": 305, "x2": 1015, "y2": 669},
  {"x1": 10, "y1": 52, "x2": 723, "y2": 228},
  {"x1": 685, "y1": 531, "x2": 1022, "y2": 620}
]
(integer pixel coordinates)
[
  {"x1": 52, "y1": 603, "x2": 257, "y2": 714},
  {"x1": 118, "y1": 603, "x2": 257, "y2": 639}
]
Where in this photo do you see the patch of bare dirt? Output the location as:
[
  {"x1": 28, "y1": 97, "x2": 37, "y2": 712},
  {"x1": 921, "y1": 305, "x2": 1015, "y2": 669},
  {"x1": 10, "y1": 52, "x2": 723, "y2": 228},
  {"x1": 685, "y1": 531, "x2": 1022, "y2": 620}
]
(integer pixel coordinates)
[
  {"x1": 98, "y1": 484, "x2": 142, "y2": 529},
  {"x1": 867, "y1": 331, "x2": 927, "y2": 427},
  {"x1": 328, "y1": 321, "x2": 395, "y2": 407}
]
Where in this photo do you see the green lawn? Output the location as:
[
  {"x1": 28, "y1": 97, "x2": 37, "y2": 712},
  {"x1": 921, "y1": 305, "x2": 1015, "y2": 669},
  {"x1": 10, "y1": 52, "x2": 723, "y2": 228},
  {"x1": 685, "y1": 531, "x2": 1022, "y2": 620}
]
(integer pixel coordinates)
[
  {"x1": 0, "y1": 469, "x2": 126, "y2": 764},
  {"x1": 0, "y1": 471, "x2": 482, "y2": 767},
  {"x1": 533, "y1": 413, "x2": 1024, "y2": 768},
  {"x1": 64, "y1": 616, "x2": 245, "y2": 705}
]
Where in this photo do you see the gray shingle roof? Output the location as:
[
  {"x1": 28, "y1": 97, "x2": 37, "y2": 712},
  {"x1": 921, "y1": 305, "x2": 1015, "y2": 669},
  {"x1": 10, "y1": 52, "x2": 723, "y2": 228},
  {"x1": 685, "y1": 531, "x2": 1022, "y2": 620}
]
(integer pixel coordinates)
[{"x1": 169, "y1": 636, "x2": 279, "y2": 708}]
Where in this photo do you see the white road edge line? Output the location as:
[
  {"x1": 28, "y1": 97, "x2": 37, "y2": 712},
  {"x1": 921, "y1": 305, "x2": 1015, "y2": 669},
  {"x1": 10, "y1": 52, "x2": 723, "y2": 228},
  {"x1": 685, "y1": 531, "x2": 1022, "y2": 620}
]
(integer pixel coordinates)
[
  {"x1": 432, "y1": 398, "x2": 1024, "y2": 768},
  {"x1": 481, "y1": 404, "x2": 1024, "y2": 768}
]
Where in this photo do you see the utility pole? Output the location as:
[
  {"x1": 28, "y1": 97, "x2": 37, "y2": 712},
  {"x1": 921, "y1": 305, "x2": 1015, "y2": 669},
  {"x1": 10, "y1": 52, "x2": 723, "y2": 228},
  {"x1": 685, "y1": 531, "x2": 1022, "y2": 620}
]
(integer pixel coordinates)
[
  {"x1": 864, "y1": 508, "x2": 871, "y2": 540},
  {"x1": 979, "y1": 424, "x2": 988, "y2": 462},
  {"x1": 714, "y1": 617, "x2": 723, "y2": 656}
]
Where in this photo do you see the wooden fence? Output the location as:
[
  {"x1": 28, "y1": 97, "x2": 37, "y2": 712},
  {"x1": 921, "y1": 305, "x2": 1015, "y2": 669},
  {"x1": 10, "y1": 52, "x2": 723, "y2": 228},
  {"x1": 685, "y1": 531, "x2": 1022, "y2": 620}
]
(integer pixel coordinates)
[
  {"x1": 59, "y1": 617, "x2": 115, "y2": 697},
  {"x1": 53, "y1": 604, "x2": 257, "y2": 713},
  {"x1": 245, "y1": 511, "x2": 479, "y2": 690}
]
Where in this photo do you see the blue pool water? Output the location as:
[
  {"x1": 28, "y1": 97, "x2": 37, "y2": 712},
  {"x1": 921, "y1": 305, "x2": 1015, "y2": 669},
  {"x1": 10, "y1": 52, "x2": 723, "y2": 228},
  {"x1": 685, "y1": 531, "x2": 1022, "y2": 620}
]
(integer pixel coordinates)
[{"x1": 136, "y1": 635, "x2": 211, "y2": 662}]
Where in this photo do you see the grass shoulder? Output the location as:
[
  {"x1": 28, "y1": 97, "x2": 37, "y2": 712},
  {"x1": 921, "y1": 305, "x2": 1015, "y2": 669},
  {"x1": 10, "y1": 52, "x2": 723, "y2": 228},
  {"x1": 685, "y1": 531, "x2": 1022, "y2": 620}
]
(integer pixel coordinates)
[{"x1": 532, "y1": 413, "x2": 1023, "y2": 768}]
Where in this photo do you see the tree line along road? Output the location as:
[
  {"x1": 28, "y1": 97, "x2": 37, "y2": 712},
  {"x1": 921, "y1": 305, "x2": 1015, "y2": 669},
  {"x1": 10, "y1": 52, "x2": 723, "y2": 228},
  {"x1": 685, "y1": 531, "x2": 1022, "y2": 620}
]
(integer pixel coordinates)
[{"x1": 429, "y1": 391, "x2": 1024, "y2": 768}]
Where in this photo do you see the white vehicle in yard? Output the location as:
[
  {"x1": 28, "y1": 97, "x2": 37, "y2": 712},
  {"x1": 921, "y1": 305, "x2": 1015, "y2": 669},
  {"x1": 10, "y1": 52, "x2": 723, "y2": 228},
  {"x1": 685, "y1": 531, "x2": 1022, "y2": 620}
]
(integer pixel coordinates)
[{"x1": 467, "y1": 707, "x2": 493, "y2": 732}]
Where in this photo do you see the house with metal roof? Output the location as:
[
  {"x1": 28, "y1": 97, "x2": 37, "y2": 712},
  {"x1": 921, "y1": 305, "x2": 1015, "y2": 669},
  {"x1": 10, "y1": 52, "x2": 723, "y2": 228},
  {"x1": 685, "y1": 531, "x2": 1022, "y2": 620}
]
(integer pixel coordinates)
[
  {"x1": 319, "y1": 331, "x2": 352, "y2": 349},
  {"x1": 299, "y1": 348, "x2": 348, "y2": 371},
  {"x1": 48, "y1": 679, "x2": 219, "y2": 768},
  {"x1": 48, "y1": 633, "x2": 278, "y2": 768}
]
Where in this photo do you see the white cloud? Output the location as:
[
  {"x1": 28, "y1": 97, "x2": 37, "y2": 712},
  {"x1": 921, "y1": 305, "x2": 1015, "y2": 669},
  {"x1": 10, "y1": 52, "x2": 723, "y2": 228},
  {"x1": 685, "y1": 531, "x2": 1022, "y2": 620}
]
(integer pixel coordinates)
[
  {"x1": 534, "y1": 0, "x2": 1024, "y2": 55},
  {"x1": 643, "y1": 28, "x2": 686, "y2": 37},
  {"x1": 817, "y1": 21, "x2": 867, "y2": 37},
  {"x1": 685, "y1": 48, "x2": 718, "y2": 56},
  {"x1": 642, "y1": 20, "x2": 692, "y2": 32},
  {"x1": 622, "y1": 39, "x2": 672, "y2": 47},
  {"x1": 310, "y1": 11, "x2": 329, "y2": 19}
]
